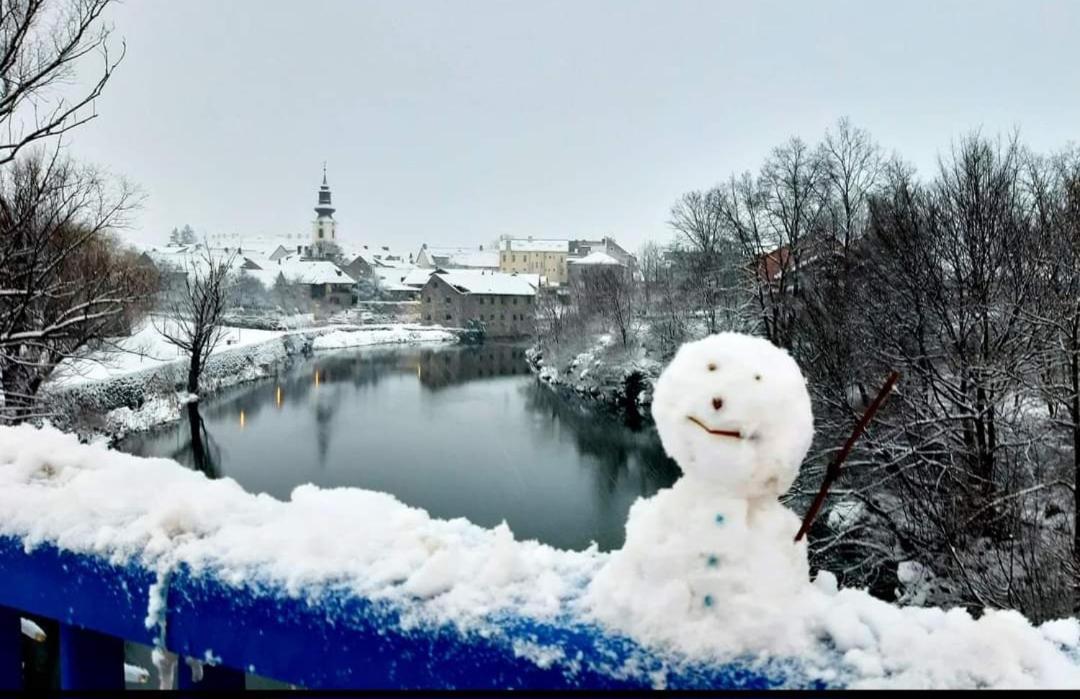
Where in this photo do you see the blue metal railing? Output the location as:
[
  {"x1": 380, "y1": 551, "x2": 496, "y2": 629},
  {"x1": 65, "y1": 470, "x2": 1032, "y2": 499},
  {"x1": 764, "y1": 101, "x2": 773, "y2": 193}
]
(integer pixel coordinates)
[{"x1": 0, "y1": 534, "x2": 825, "y2": 690}]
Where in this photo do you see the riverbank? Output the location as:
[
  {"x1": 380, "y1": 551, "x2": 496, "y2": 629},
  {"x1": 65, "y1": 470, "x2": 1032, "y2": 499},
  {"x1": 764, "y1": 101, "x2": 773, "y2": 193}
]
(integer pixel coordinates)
[
  {"x1": 43, "y1": 323, "x2": 460, "y2": 442},
  {"x1": 526, "y1": 334, "x2": 664, "y2": 424}
]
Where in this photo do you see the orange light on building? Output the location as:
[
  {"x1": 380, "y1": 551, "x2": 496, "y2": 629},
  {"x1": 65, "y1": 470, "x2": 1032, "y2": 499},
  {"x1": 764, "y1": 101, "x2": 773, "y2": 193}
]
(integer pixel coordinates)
[
  {"x1": 239, "y1": 410, "x2": 246, "y2": 429},
  {"x1": 315, "y1": 370, "x2": 320, "y2": 387},
  {"x1": 275, "y1": 386, "x2": 282, "y2": 408}
]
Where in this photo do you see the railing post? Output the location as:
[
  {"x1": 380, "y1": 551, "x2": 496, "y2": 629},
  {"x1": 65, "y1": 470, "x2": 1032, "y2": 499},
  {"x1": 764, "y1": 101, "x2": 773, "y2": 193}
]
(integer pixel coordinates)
[
  {"x1": 178, "y1": 662, "x2": 246, "y2": 690},
  {"x1": 59, "y1": 624, "x2": 124, "y2": 690},
  {"x1": 0, "y1": 607, "x2": 21, "y2": 690}
]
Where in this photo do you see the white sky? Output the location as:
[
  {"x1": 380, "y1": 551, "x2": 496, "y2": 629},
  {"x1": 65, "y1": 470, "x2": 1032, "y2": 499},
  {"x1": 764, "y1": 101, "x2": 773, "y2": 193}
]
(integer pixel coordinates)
[{"x1": 64, "y1": 0, "x2": 1080, "y2": 254}]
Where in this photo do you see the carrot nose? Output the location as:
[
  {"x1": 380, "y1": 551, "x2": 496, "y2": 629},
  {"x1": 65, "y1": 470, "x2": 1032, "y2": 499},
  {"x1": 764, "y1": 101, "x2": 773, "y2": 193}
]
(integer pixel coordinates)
[{"x1": 712, "y1": 397, "x2": 724, "y2": 411}]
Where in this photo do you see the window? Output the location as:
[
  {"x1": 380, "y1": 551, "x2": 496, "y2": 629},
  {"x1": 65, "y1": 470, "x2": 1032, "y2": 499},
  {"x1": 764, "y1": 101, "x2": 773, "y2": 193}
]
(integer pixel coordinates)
[
  {"x1": 501, "y1": 297, "x2": 506, "y2": 305},
  {"x1": 526, "y1": 297, "x2": 532, "y2": 304},
  {"x1": 425, "y1": 296, "x2": 431, "y2": 303},
  {"x1": 512, "y1": 255, "x2": 516, "y2": 263},
  {"x1": 425, "y1": 314, "x2": 431, "y2": 321},
  {"x1": 512, "y1": 298, "x2": 518, "y2": 305},
  {"x1": 478, "y1": 297, "x2": 483, "y2": 305},
  {"x1": 445, "y1": 297, "x2": 450, "y2": 303},
  {"x1": 490, "y1": 314, "x2": 495, "y2": 320},
  {"x1": 446, "y1": 314, "x2": 452, "y2": 321}
]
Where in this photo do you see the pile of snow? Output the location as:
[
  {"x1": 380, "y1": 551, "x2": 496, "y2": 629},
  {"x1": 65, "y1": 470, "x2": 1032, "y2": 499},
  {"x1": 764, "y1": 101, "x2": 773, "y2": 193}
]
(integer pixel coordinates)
[
  {"x1": 0, "y1": 423, "x2": 598, "y2": 628},
  {"x1": 311, "y1": 325, "x2": 458, "y2": 352}
]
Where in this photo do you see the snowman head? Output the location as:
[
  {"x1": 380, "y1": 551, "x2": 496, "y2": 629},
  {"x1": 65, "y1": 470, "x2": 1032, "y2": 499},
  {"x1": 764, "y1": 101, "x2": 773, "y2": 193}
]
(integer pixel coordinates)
[{"x1": 651, "y1": 332, "x2": 814, "y2": 499}]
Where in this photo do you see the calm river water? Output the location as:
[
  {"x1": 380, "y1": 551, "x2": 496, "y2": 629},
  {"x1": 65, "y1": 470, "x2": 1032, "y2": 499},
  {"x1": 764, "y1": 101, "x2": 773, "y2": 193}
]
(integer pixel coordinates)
[{"x1": 119, "y1": 343, "x2": 679, "y2": 551}]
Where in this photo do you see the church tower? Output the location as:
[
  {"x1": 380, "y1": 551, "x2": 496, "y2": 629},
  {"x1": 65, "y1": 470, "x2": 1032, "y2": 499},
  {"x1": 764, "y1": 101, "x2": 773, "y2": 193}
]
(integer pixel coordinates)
[{"x1": 312, "y1": 163, "x2": 337, "y2": 256}]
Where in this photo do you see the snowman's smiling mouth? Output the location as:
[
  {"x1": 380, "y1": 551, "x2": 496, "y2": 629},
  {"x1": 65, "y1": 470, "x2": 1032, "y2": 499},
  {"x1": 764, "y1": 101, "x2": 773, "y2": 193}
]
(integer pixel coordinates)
[{"x1": 687, "y1": 416, "x2": 743, "y2": 439}]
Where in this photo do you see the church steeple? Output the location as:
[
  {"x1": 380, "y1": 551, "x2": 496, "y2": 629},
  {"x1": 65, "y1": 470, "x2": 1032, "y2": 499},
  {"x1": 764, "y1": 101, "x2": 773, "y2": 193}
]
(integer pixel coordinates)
[
  {"x1": 315, "y1": 162, "x2": 335, "y2": 218},
  {"x1": 311, "y1": 162, "x2": 337, "y2": 252}
]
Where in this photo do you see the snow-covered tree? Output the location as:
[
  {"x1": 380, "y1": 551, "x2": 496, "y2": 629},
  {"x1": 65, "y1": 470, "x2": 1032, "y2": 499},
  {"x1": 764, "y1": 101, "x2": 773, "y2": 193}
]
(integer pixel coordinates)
[
  {"x1": 154, "y1": 245, "x2": 235, "y2": 395},
  {"x1": 0, "y1": 151, "x2": 154, "y2": 422}
]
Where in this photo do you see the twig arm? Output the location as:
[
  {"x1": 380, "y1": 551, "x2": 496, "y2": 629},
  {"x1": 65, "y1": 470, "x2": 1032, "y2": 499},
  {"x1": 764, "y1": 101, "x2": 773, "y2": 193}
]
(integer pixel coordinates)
[{"x1": 795, "y1": 370, "x2": 901, "y2": 542}]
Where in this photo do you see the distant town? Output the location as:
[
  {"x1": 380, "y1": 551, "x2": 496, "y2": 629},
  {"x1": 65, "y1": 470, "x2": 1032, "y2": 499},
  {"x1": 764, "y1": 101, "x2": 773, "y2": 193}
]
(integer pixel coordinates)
[{"x1": 136, "y1": 167, "x2": 638, "y2": 339}]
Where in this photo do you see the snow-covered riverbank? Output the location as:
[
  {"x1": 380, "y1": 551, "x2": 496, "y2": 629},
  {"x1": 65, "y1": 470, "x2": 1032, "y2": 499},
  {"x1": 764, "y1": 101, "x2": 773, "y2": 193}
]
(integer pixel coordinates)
[
  {"x1": 43, "y1": 323, "x2": 460, "y2": 441},
  {"x1": 527, "y1": 335, "x2": 663, "y2": 422}
]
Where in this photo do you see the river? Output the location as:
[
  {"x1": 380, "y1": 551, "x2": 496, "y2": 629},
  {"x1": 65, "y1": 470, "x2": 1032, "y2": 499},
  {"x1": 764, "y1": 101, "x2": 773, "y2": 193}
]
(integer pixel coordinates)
[{"x1": 119, "y1": 342, "x2": 679, "y2": 552}]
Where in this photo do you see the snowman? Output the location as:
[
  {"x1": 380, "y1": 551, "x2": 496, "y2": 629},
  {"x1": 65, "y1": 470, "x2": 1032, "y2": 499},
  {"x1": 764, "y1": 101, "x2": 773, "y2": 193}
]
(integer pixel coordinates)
[{"x1": 586, "y1": 332, "x2": 816, "y2": 643}]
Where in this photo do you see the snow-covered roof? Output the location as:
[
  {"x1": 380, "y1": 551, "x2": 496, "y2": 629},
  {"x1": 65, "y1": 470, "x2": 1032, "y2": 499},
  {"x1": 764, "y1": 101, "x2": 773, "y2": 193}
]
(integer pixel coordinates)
[
  {"x1": 402, "y1": 268, "x2": 436, "y2": 288},
  {"x1": 272, "y1": 259, "x2": 354, "y2": 286},
  {"x1": 569, "y1": 251, "x2": 622, "y2": 266},
  {"x1": 419, "y1": 246, "x2": 499, "y2": 269},
  {"x1": 499, "y1": 239, "x2": 569, "y2": 253},
  {"x1": 340, "y1": 244, "x2": 406, "y2": 267},
  {"x1": 431, "y1": 270, "x2": 538, "y2": 296}
]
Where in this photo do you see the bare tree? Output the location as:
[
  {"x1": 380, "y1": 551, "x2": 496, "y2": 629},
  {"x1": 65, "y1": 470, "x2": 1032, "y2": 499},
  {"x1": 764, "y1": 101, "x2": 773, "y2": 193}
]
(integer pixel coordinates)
[
  {"x1": 0, "y1": 150, "x2": 152, "y2": 422},
  {"x1": 534, "y1": 287, "x2": 570, "y2": 349},
  {"x1": 637, "y1": 240, "x2": 663, "y2": 310},
  {"x1": 1025, "y1": 147, "x2": 1080, "y2": 612},
  {"x1": 668, "y1": 188, "x2": 733, "y2": 334},
  {"x1": 1, "y1": 0, "x2": 124, "y2": 166},
  {"x1": 667, "y1": 123, "x2": 1077, "y2": 621},
  {"x1": 155, "y1": 245, "x2": 236, "y2": 395},
  {"x1": 577, "y1": 265, "x2": 636, "y2": 349},
  {"x1": 318, "y1": 239, "x2": 344, "y2": 265}
]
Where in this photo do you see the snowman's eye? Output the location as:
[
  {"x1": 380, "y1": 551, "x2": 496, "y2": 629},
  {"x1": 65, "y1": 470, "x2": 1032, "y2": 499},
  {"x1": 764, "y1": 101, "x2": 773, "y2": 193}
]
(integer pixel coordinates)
[
  {"x1": 707, "y1": 363, "x2": 717, "y2": 372},
  {"x1": 754, "y1": 374, "x2": 762, "y2": 381}
]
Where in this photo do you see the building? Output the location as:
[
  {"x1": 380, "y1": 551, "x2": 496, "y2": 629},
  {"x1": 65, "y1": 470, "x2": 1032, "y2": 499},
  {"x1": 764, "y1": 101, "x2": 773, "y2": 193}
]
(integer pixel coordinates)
[
  {"x1": 339, "y1": 244, "x2": 407, "y2": 279},
  {"x1": 246, "y1": 258, "x2": 356, "y2": 307},
  {"x1": 497, "y1": 237, "x2": 570, "y2": 285},
  {"x1": 419, "y1": 270, "x2": 539, "y2": 338},
  {"x1": 567, "y1": 250, "x2": 629, "y2": 288},
  {"x1": 569, "y1": 236, "x2": 636, "y2": 268},
  {"x1": 414, "y1": 244, "x2": 499, "y2": 270}
]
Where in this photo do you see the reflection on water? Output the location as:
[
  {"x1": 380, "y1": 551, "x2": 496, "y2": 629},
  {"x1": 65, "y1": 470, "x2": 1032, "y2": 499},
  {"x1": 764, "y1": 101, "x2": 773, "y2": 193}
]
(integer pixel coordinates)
[{"x1": 120, "y1": 343, "x2": 679, "y2": 551}]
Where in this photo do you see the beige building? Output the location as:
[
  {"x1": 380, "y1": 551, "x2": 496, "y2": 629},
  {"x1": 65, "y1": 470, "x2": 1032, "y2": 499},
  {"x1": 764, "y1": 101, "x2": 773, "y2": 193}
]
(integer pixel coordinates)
[{"x1": 498, "y1": 237, "x2": 569, "y2": 285}]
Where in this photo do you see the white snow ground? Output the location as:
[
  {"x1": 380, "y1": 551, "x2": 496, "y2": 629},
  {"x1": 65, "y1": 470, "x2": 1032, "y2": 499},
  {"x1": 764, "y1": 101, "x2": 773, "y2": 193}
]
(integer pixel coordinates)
[{"x1": 0, "y1": 424, "x2": 1076, "y2": 689}]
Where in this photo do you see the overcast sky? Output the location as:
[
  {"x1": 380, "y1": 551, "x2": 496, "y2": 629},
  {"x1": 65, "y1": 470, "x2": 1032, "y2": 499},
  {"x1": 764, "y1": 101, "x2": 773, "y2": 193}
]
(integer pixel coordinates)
[{"x1": 66, "y1": 0, "x2": 1080, "y2": 254}]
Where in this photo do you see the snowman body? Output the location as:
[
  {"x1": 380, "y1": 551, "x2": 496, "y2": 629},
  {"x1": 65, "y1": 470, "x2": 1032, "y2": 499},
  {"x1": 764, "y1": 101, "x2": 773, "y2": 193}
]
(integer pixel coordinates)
[{"x1": 587, "y1": 333, "x2": 814, "y2": 627}]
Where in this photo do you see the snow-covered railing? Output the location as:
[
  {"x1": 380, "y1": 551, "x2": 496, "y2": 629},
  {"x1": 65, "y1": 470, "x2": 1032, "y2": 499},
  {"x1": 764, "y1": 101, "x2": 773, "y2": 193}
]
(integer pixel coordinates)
[{"x1": 0, "y1": 535, "x2": 807, "y2": 690}]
